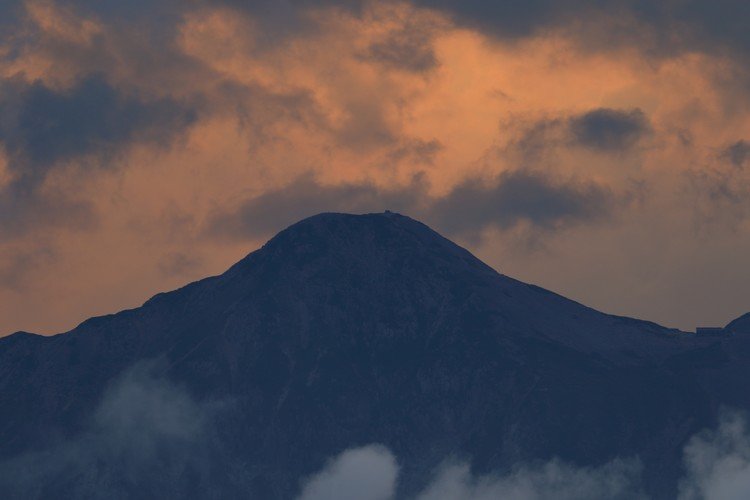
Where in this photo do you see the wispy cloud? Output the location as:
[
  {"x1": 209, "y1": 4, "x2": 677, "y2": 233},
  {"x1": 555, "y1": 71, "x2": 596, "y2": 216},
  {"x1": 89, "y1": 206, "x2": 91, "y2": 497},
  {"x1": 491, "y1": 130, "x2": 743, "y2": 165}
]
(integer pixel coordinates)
[
  {"x1": 297, "y1": 445, "x2": 399, "y2": 500},
  {"x1": 0, "y1": 361, "x2": 221, "y2": 498},
  {"x1": 297, "y1": 411, "x2": 750, "y2": 500},
  {"x1": 295, "y1": 446, "x2": 645, "y2": 500},
  {"x1": 678, "y1": 410, "x2": 750, "y2": 500}
]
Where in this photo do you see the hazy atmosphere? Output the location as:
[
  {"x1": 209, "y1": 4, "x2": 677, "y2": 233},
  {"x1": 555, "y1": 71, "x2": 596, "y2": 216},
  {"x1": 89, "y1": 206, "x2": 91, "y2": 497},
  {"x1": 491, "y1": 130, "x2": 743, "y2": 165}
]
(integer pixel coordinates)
[{"x1": 2, "y1": 0, "x2": 750, "y2": 334}]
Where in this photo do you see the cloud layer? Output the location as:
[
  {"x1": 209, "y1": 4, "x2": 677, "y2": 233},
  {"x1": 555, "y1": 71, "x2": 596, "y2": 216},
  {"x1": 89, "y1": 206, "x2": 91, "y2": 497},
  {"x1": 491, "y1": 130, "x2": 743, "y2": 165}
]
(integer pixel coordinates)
[
  {"x1": 4, "y1": 359, "x2": 750, "y2": 500},
  {"x1": 296, "y1": 411, "x2": 750, "y2": 500},
  {"x1": 0, "y1": 362, "x2": 217, "y2": 498},
  {"x1": 295, "y1": 447, "x2": 645, "y2": 500}
]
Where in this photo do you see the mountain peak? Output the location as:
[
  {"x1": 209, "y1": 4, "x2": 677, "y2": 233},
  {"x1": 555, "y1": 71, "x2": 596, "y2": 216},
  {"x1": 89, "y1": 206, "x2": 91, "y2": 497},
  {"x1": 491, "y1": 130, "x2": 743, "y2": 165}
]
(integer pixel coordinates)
[{"x1": 228, "y1": 211, "x2": 497, "y2": 280}]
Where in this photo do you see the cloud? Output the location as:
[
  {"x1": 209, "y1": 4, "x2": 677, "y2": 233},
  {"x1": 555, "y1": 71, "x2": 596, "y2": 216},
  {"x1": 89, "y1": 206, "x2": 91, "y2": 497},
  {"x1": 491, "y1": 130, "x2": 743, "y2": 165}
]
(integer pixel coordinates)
[
  {"x1": 361, "y1": 17, "x2": 440, "y2": 73},
  {"x1": 299, "y1": 413, "x2": 750, "y2": 500},
  {"x1": 11, "y1": 0, "x2": 750, "y2": 74},
  {"x1": 205, "y1": 174, "x2": 427, "y2": 241},
  {"x1": 568, "y1": 108, "x2": 650, "y2": 152},
  {"x1": 0, "y1": 187, "x2": 96, "y2": 239},
  {"x1": 157, "y1": 251, "x2": 204, "y2": 278},
  {"x1": 720, "y1": 140, "x2": 750, "y2": 167},
  {"x1": 0, "y1": 74, "x2": 196, "y2": 238},
  {"x1": 413, "y1": 0, "x2": 581, "y2": 39},
  {"x1": 685, "y1": 160, "x2": 750, "y2": 232},
  {"x1": 412, "y1": 0, "x2": 750, "y2": 66},
  {"x1": 415, "y1": 459, "x2": 645, "y2": 500},
  {"x1": 206, "y1": 170, "x2": 617, "y2": 243},
  {"x1": 500, "y1": 108, "x2": 651, "y2": 167},
  {"x1": 428, "y1": 169, "x2": 615, "y2": 238},
  {"x1": 0, "y1": 74, "x2": 196, "y2": 176},
  {"x1": 0, "y1": 361, "x2": 217, "y2": 498},
  {"x1": 0, "y1": 242, "x2": 55, "y2": 290},
  {"x1": 678, "y1": 410, "x2": 750, "y2": 500},
  {"x1": 297, "y1": 445, "x2": 398, "y2": 500},
  {"x1": 296, "y1": 445, "x2": 645, "y2": 500}
]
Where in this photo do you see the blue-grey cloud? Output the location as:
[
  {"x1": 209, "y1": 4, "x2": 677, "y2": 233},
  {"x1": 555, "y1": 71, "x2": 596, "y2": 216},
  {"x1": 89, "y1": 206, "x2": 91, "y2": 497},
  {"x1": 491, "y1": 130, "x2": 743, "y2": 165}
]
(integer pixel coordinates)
[
  {"x1": 157, "y1": 251, "x2": 204, "y2": 278},
  {"x1": 207, "y1": 169, "x2": 616, "y2": 243},
  {"x1": 0, "y1": 244, "x2": 56, "y2": 290},
  {"x1": 412, "y1": 1, "x2": 750, "y2": 65},
  {"x1": 678, "y1": 410, "x2": 750, "y2": 500},
  {"x1": 0, "y1": 75, "x2": 196, "y2": 238},
  {"x1": 686, "y1": 159, "x2": 750, "y2": 231},
  {"x1": 205, "y1": 174, "x2": 427, "y2": 241},
  {"x1": 297, "y1": 445, "x2": 398, "y2": 500},
  {"x1": 428, "y1": 169, "x2": 615, "y2": 237},
  {"x1": 298, "y1": 412, "x2": 750, "y2": 500},
  {"x1": 0, "y1": 75, "x2": 196, "y2": 177},
  {"x1": 295, "y1": 444, "x2": 645, "y2": 500},
  {"x1": 0, "y1": 361, "x2": 219, "y2": 499},
  {"x1": 3, "y1": 0, "x2": 749, "y2": 71},
  {"x1": 361, "y1": 22, "x2": 439, "y2": 73},
  {"x1": 721, "y1": 140, "x2": 750, "y2": 167},
  {"x1": 568, "y1": 108, "x2": 650, "y2": 152}
]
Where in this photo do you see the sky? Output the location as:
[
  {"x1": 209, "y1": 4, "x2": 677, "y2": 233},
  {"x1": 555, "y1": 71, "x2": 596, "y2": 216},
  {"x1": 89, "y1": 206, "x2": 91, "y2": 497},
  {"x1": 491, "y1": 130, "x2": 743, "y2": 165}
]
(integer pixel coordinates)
[{"x1": 0, "y1": 0, "x2": 749, "y2": 335}]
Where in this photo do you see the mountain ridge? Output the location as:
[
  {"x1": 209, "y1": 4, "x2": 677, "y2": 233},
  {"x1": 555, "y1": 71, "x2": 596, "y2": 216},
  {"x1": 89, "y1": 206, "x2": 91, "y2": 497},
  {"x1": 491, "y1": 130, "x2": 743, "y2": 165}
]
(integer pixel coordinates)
[
  {"x1": 6, "y1": 211, "x2": 694, "y2": 341},
  {"x1": 0, "y1": 211, "x2": 748, "y2": 499}
]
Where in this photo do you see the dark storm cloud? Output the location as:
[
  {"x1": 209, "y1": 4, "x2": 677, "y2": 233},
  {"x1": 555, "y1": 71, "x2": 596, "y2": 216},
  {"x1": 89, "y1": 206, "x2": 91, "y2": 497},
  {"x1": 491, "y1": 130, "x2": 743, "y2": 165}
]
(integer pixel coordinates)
[
  {"x1": 429, "y1": 169, "x2": 614, "y2": 237},
  {"x1": 0, "y1": 75, "x2": 196, "y2": 238},
  {"x1": 568, "y1": 108, "x2": 650, "y2": 152},
  {"x1": 721, "y1": 140, "x2": 750, "y2": 167}
]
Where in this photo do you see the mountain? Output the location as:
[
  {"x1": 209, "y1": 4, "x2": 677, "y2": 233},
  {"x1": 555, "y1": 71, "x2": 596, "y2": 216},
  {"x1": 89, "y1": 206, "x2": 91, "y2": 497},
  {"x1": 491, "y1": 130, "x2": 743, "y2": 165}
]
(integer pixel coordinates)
[
  {"x1": 726, "y1": 312, "x2": 750, "y2": 334},
  {"x1": 0, "y1": 212, "x2": 748, "y2": 499}
]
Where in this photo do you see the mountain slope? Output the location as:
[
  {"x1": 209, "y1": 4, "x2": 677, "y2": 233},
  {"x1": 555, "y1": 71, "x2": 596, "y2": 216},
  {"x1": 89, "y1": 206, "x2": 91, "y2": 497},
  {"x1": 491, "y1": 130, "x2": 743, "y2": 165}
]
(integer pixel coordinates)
[{"x1": 0, "y1": 212, "x2": 747, "y2": 499}]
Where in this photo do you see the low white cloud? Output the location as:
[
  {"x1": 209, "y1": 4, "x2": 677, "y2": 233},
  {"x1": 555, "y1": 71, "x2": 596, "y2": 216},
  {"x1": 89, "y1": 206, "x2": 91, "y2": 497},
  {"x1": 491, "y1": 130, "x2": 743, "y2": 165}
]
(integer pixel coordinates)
[
  {"x1": 415, "y1": 459, "x2": 645, "y2": 500},
  {"x1": 297, "y1": 445, "x2": 399, "y2": 500},
  {"x1": 679, "y1": 410, "x2": 750, "y2": 500},
  {"x1": 296, "y1": 448, "x2": 644, "y2": 500},
  {"x1": 298, "y1": 412, "x2": 750, "y2": 500},
  {"x1": 0, "y1": 361, "x2": 216, "y2": 498}
]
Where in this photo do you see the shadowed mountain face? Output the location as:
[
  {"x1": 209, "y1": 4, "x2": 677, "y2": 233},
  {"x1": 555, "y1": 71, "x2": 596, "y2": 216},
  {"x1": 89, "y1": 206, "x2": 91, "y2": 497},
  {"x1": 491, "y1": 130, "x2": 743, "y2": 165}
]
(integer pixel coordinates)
[{"x1": 0, "y1": 212, "x2": 748, "y2": 499}]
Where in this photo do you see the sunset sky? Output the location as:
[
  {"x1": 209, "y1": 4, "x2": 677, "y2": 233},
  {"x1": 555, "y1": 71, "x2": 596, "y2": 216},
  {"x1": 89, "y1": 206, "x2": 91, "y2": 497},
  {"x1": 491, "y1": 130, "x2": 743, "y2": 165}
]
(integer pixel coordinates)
[{"x1": 1, "y1": 0, "x2": 749, "y2": 334}]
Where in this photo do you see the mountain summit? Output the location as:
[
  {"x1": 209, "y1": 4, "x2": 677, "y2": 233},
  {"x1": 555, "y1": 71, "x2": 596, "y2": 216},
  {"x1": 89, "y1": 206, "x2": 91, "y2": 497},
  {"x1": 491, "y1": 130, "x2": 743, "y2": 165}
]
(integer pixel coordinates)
[{"x1": 1, "y1": 212, "x2": 748, "y2": 499}]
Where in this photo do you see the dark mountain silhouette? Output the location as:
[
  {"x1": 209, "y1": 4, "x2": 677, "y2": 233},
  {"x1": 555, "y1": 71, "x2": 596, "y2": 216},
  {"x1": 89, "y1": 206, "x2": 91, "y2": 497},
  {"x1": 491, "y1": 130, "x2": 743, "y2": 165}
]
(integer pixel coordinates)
[
  {"x1": 0, "y1": 212, "x2": 748, "y2": 499},
  {"x1": 726, "y1": 312, "x2": 750, "y2": 334}
]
